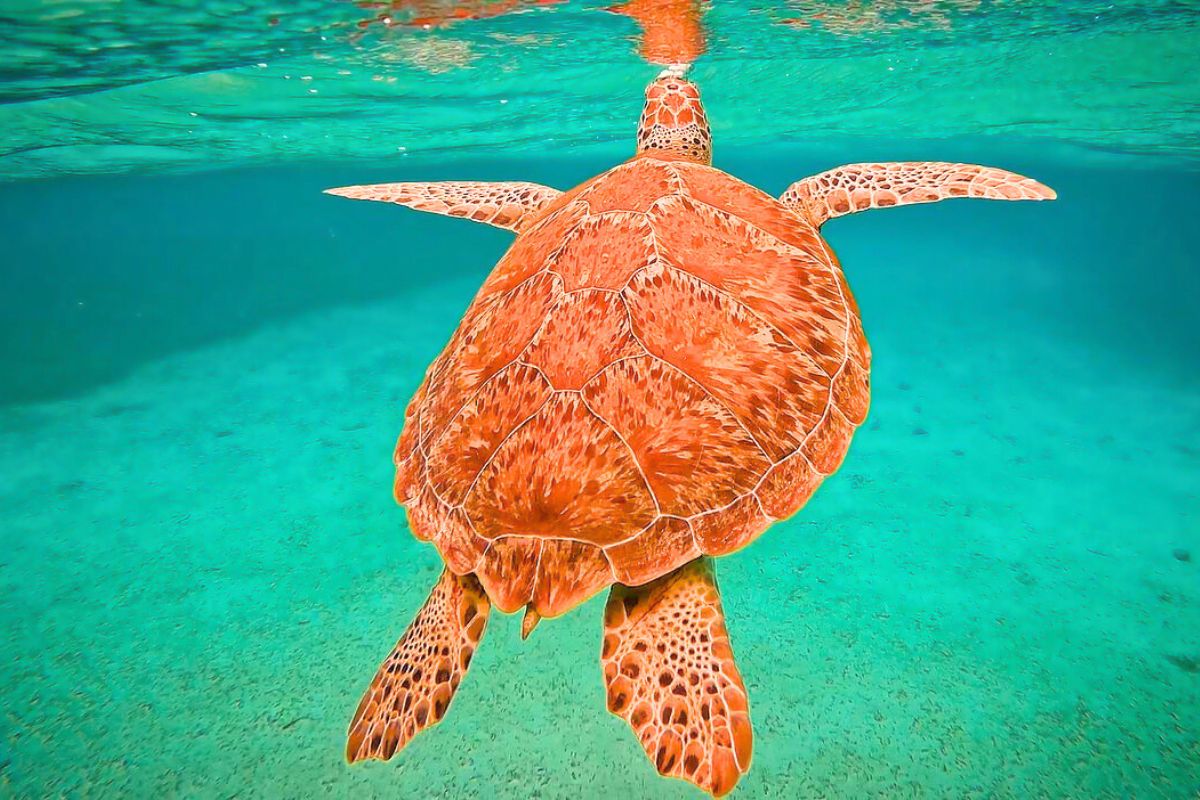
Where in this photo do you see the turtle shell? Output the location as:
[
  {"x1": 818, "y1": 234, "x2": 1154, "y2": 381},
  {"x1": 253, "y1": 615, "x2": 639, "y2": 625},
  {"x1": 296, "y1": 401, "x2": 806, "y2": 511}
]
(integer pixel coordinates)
[{"x1": 393, "y1": 157, "x2": 871, "y2": 616}]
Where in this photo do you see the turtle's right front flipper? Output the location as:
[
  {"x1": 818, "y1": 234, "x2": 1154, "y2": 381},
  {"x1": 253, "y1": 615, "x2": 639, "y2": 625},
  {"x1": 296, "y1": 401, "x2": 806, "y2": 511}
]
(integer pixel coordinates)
[
  {"x1": 780, "y1": 162, "x2": 1055, "y2": 228},
  {"x1": 346, "y1": 568, "x2": 490, "y2": 763},
  {"x1": 324, "y1": 180, "x2": 561, "y2": 232}
]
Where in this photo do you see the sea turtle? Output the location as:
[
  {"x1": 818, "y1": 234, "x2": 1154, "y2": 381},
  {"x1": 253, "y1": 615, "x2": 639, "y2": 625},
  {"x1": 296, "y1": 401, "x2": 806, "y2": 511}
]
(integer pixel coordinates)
[{"x1": 326, "y1": 74, "x2": 1054, "y2": 796}]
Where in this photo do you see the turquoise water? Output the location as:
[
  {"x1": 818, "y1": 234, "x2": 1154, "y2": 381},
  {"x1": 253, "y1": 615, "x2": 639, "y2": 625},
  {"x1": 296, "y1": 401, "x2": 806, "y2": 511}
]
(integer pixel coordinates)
[{"x1": 2, "y1": 2, "x2": 1199, "y2": 798}]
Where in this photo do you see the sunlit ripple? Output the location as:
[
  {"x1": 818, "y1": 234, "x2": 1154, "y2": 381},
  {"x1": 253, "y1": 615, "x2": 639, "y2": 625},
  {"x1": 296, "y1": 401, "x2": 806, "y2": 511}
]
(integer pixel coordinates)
[{"x1": 1, "y1": 0, "x2": 1199, "y2": 180}]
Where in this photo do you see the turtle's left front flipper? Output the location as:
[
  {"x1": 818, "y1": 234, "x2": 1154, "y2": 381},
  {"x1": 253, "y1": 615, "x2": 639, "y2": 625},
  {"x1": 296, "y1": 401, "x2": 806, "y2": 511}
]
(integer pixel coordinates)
[
  {"x1": 780, "y1": 162, "x2": 1056, "y2": 228},
  {"x1": 601, "y1": 558, "x2": 753, "y2": 798},
  {"x1": 325, "y1": 181, "x2": 561, "y2": 232}
]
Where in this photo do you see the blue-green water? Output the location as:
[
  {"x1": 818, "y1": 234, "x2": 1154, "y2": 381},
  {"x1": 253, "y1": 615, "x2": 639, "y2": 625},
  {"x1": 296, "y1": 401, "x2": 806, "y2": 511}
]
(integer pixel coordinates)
[{"x1": 2, "y1": 2, "x2": 1199, "y2": 798}]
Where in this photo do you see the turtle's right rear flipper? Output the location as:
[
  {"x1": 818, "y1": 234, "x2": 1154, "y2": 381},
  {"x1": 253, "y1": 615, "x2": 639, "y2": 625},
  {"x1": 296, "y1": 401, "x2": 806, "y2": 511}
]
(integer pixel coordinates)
[
  {"x1": 345, "y1": 568, "x2": 490, "y2": 762},
  {"x1": 601, "y1": 558, "x2": 753, "y2": 797}
]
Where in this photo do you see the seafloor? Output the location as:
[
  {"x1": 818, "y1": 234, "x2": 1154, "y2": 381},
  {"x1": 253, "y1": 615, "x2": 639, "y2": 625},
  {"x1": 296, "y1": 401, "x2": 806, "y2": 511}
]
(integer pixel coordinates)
[{"x1": 1, "y1": 147, "x2": 1197, "y2": 797}]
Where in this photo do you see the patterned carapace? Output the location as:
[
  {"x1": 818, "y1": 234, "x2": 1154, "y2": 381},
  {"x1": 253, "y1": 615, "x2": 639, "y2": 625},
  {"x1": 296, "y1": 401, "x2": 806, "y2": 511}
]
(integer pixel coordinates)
[
  {"x1": 326, "y1": 72, "x2": 1054, "y2": 797},
  {"x1": 390, "y1": 150, "x2": 869, "y2": 619}
]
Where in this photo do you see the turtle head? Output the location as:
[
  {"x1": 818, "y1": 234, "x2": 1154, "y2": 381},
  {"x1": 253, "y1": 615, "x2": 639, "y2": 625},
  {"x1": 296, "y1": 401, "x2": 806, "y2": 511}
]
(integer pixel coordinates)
[{"x1": 635, "y1": 74, "x2": 712, "y2": 165}]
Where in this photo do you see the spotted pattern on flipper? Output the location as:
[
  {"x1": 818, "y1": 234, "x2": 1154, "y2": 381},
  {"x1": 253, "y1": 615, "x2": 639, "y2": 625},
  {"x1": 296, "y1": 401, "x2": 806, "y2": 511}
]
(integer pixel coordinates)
[
  {"x1": 347, "y1": 569, "x2": 490, "y2": 763},
  {"x1": 602, "y1": 559, "x2": 752, "y2": 798},
  {"x1": 324, "y1": 181, "x2": 563, "y2": 232},
  {"x1": 780, "y1": 162, "x2": 1057, "y2": 228}
]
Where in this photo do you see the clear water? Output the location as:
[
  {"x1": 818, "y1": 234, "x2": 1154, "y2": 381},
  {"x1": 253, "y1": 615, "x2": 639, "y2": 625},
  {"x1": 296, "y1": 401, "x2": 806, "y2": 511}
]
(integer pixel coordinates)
[{"x1": 2, "y1": 2, "x2": 1198, "y2": 798}]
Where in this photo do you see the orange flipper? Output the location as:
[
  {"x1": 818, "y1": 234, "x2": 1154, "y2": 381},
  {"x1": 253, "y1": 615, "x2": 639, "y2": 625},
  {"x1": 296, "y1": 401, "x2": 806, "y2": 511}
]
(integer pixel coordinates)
[
  {"x1": 781, "y1": 161, "x2": 1056, "y2": 228},
  {"x1": 324, "y1": 180, "x2": 562, "y2": 232},
  {"x1": 346, "y1": 569, "x2": 490, "y2": 762},
  {"x1": 601, "y1": 558, "x2": 752, "y2": 797}
]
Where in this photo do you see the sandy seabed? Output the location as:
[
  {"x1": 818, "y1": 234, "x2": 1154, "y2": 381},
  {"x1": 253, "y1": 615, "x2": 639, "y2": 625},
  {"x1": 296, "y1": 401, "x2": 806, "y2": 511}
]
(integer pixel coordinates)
[{"x1": 1, "y1": 158, "x2": 1197, "y2": 798}]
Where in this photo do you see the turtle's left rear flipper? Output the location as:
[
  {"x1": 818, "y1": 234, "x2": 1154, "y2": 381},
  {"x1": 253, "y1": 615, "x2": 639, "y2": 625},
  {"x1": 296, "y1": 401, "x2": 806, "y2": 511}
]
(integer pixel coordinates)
[
  {"x1": 325, "y1": 180, "x2": 561, "y2": 232},
  {"x1": 601, "y1": 558, "x2": 753, "y2": 798},
  {"x1": 345, "y1": 569, "x2": 490, "y2": 762},
  {"x1": 780, "y1": 162, "x2": 1056, "y2": 228}
]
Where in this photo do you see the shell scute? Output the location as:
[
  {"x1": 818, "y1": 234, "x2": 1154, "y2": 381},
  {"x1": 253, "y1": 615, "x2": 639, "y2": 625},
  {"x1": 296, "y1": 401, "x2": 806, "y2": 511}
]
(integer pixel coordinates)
[
  {"x1": 532, "y1": 540, "x2": 614, "y2": 616},
  {"x1": 463, "y1": 393, "x2": 658, "y2": 547},
  {"x1": 581, "y1": 160, "x2": 679, "y2": 213},
  {"x1": 605, "y1": 517, "x2": 699, "y2": 586},
  {"x1": 393, "y1": 394, "x2": 425, "y2": 503},
  {"x1": 524, "y1": 290, "x2": 645, "y2": 389},
  {"x1": 406, "y1": 485, "x2": 488, "y2": 574},
  {"x1": 671, "y1": 162, "x2": 828, "y2": 262},
  {"x1": 418, "y1": 270, "x2": 561, "y2": 450},
  {"x1": 480, "y1": 201, "x2": 587, "y2": 297},
  {"x1": 757, "y1": 451, "x2": 823, "y2": 520},
  {"x1": 475, "y1": 537, "x2": 539, "y2": 613},
  {"x1": 802, "y1": 404, "x2": 856, "y2": 476},
  {"x1": 689, "y1": 494, "x2": 771, "y2": 556},
  {"x1": 425, "y1": 362, "x2": 553, "y2": 505},
  {"x1": 832, "y1": 355, "x2": 870, "y2": 425},
  {"x1": 649, "y1": 194, "x2": 849, "y2": 376},
  {"x1": 553, "y1": 212, "x2": 657, "y2": 291},
  {"x1": 582, "y1": 355, "x2": 770, "y2": 517},
  {"x1": 623, "y1": 264, "x2": 831, "y2": 462}
]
